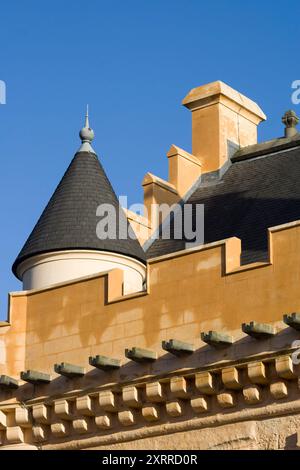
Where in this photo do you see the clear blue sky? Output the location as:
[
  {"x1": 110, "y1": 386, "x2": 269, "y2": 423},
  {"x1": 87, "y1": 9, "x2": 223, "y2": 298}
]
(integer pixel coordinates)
[{"x1": 0, "y1": 0, "x2": 299, "y2": 320}]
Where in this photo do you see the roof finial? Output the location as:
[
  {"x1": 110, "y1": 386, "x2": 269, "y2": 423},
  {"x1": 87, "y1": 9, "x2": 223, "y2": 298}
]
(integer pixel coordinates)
[
  {"x1": 282, "y1": 110, "x2": 299, "y2": 138},
  {"x1": 85, "y1": 104, "x2": 89, "y2": 128},
  {"x1": 78, "y1": 105, "x2": 95, "y2": 153}
]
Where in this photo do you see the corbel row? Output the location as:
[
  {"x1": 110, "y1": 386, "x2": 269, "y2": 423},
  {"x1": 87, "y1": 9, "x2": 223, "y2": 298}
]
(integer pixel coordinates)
[
  {"x1": 0, "y1": 353, "x2": 298, "y2": 446},
  {"x1": 2, "y1": 313, "x2": 299, "y2": 391}
]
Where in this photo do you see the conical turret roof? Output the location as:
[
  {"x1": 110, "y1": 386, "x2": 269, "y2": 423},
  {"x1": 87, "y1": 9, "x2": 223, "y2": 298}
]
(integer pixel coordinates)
[{"x1": 12, "y1": 115, "x2": 145, "y2": 277}]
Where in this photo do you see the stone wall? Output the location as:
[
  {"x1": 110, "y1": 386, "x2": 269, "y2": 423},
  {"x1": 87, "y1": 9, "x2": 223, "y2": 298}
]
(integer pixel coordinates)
[{"x1": 1, "y1": 220, "x2": 300, "y2": 449}]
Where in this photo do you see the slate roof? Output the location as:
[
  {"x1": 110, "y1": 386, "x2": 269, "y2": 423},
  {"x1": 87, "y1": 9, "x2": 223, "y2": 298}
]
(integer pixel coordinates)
[
  {"x1": 146, "y1": 136, "x2": 300, "y2": 264},
  {"x1": 13, "y1": 151, "x2": 146, "y2": 277}
]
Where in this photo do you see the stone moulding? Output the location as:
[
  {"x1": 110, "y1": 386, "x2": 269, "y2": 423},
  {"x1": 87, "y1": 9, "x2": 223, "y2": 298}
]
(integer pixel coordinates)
[{"x1": 0, "y1": 352, "x2": 299, "y2": 449}]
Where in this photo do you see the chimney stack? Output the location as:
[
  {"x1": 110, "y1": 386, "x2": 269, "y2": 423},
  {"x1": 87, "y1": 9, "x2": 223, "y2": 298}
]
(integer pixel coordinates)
[
  {"x1": 182, "y1": 81, "x2": 266, "y2": 174},
  {"x1": 282, "y1": 110, "x2": 299, "y2": 138}
]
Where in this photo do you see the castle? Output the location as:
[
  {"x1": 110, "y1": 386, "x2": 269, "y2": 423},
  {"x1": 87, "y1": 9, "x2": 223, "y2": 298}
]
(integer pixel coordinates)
[{"x1": 1, "y1": 80, "x2": 300, "y2": 450}]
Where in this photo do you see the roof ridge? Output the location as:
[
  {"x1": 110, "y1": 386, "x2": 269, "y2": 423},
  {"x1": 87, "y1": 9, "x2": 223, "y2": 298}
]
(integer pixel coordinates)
[{"x1": 232, "y1": 134, "x2": 300, "y2": 162}]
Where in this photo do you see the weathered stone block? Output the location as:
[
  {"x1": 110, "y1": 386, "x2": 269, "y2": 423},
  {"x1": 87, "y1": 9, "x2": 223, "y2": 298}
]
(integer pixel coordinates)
[
  {"x1": 195, "y1": 371, "x2": 217, "y2": 395},
  {"x1": 222, "y1": 367, "x2": 243, "y2": 390},
  {"x1": 125, "y1": 347, "x2": 157, "y2": 363},
  {"x1": 170, "y1": 376, "x2": 190, "y2": 399},
  {"x1": 243, "y1": 385, "x2": 261, "y2": 405},
  {"x1": 118, "y1": 410, "x2": 135, "y2": 426},
  {"x1": 217, "y1": 392, "x2": 235, "y2": 408},
  {"x1": 270, "y1": 381, "x2": 288, "y2": 399},
  {"x1": 242, "y1": 321, "x2": 275, "y2": 340},
  {"x1": 283, "y1": 312, "x2": 300, "y2": 331},
  {"x1": 6, "y1": 426, "x2": 24, "y2": 444},
  {"x1": 20, "y1": 370, "x2": 51, "y2": 385},
  {"x1": 99, "y1": 390, "x2": 117, "y2": 412},
  {"x1": 122, "y1": 385, "x2": 142, "y2": 408},
  {"x1": 98, "y1": 390, "x2": 117, "y2": 412},
  {"x1": 15, "y1": 407, "x2": 31, "y2": 428},
  {"x1": 248, "y1": 361, "x2": 269, "y2": 384},
  {"x1": 95, "y1": 415, "x2": 111, "y2": 429},
  {"x1": 32, "y1": 404, "x2": 51, "y2": 424},
  {"x1": 142, "y1": 406, "x2": 159, "y2": 422},
  {"x1": 89, "y1": 355, "x2": 121, "y2": 371},
  {"x1": 0, "y1": 375, "x2": 19, "y2": 390},
  {"x1": 146, "y1": 381, "x2": 165, "y2": 403},
  {"x1": 201, "y1": 331, "x2": 233, "y2": 349},
  {"x1": 73, "y1": 418, "x2": 89, "y2": 434},
  {"x1": 51, "y1": 421, "x2": 69, "y2": 437},
  {"x1": 54, "y1": 399, "x2": 73, "y2": 420},
  {"x1": 190, "y1": 396, "x2": 208, "y2": 413},
  {"x1": 162, "y1": 339, "x2": 194, "y2": 356},
  {"x1": 166, "y1": 401, "x2": 182, "y2": 417},
  {"x1": 32, "y1": 425, "x2": 47, "y2": 442},
  {"x1": 275, "y1": 355, "x2": 296, "y2": 380},
  {"x1": 76, "y1": 395, "x2": 95, "y2": 416},
  {"x1": 54, "y1": 362, "x2": 85, "y2": 379}
]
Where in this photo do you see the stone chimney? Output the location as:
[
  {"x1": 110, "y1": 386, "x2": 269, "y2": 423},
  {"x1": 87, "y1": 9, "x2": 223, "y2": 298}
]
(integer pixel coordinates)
[
  {"x1": 182, "y1": 81, "x2": 266, "y2": 174},
  {"x1": 128, "y1": 80, "x2": 266, "y2": 244}
]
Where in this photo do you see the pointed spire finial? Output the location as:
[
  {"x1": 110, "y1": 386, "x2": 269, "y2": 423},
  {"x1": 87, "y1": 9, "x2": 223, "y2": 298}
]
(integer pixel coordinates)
[
  {"x1": 78, "y1": 105, "x2": 95, "y2": 153},
  {"x1": 85, "y1": 104, "x2": 89, "y2": 128}
]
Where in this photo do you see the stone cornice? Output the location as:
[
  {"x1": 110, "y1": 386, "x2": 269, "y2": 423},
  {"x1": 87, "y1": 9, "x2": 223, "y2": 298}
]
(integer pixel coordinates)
[{"x1": 0, "y1": 351, "x2": 299, "y2": 449}]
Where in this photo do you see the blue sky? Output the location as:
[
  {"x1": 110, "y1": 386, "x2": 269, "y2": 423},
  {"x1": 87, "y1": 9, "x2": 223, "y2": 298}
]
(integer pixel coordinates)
[{"x1": 0, "y1": 0, "x2": 299, "y2": 319}]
